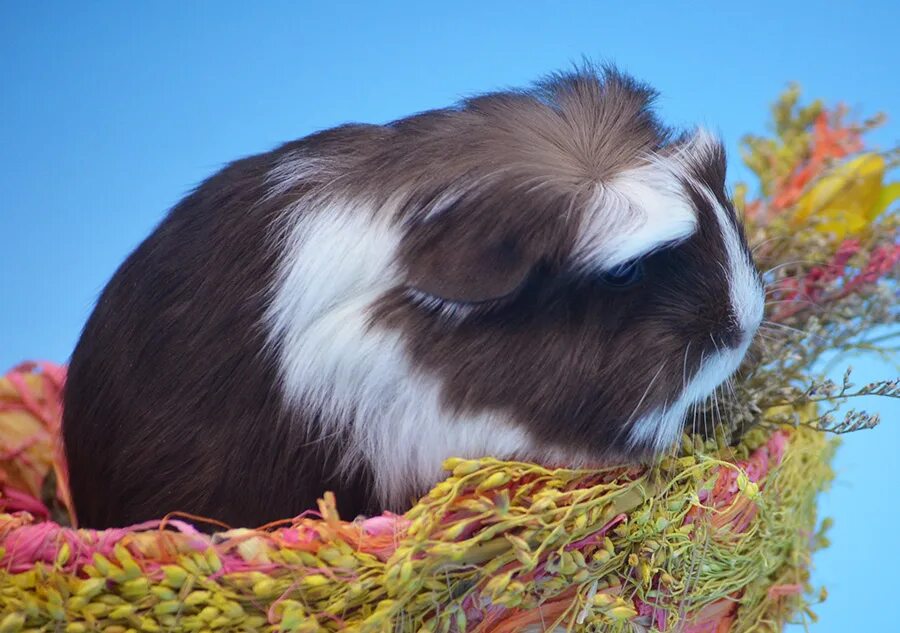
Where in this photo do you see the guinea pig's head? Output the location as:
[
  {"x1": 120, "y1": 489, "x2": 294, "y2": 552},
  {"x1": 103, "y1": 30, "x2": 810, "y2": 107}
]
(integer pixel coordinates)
[
  {"x1": 386, "y1": 70, "x2": 764, "y2": 455},
  {"x1": 265, "y1": 67, "x2": 765, "y2": 508}
]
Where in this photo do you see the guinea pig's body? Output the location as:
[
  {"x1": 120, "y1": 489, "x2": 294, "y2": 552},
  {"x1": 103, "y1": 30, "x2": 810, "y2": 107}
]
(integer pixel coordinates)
[{"x1": 63, "y1": 67, "x2": 764, "y2": 529}]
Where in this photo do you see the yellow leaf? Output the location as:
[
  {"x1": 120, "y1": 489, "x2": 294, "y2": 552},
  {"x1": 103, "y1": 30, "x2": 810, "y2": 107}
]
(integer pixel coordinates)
[
  {"x1": 871, "y1": 181, "x2": 900, "y2": 219},
  {"x1": 795, "y1": 153, "x2": 886, "y2": 238}
]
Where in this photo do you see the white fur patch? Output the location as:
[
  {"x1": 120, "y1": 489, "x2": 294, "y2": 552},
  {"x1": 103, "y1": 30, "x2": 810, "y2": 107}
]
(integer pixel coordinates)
[
  {"x1": 627, "y1": 340, "x2": 753, "y2": 453},
  {"x1": 717, "y1": 203, "x2": 764, "y2": 335},
  {"x1": 574, "y1": 161, "x2": 698, "y2": 270},
  {"x1": 264, "y1": 192, "x2": 543, "y2": 508},
  {"x1": 688, "y1": 130, "x2": 764, "y2": 335}
]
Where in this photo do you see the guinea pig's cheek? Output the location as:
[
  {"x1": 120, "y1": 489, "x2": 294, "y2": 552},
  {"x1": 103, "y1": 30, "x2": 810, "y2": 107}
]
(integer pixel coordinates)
[
  {"x1": 687, "y1": 345, "x2": 746, "y2": 402},
  {"x1": 625, "y1": 334, "x2": 755, "y2": 456}
]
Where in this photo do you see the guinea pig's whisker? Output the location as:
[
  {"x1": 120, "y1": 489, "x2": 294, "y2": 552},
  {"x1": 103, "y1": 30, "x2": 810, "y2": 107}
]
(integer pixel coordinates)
[
  {"x1": 713, "y1": 381, "x2": 722, "y2": 423},
  {"x1": 709, "y1": 337, "x2": 737, "y2": 457},
  {"x1": 659, "y1": 397, "x2": 677, "y2": 463},
  {"x1": 716, "y1": 385, "x2": 730, "y2": 448},
  {"x1": 615, "y1": 361, "x2": 667, "y2": 447},
  {"x1": 696, "y1": 401, "x2": 702, "y2": 437},
  {"x1": 755, "y1": 329, "x2": 782, "y2": 342},
  {"x1": 764, "y1": 282, "x2": 820, "y2": 300},
  {"x1": 750, "y1": 235, "x2": 786, "y2": 255},
  {"x1": 766, "y1": 270, "x2": 818, "y2": 281},
  {"x1": 697, "y1": 349, "x2": 711, "y2": 443},
  {"x1": 726, "y1": 376, "x2": 738, "y2": 401},
  {"x1": 678, "y1": 344, "x2": 691, "y2": 455},
  {"x1": 711, "y1": 386, "x2": 720, "y2": 443},
  {"x1": 763, "y1": 259, "x2": 828, "y2": 276},
  {"x1": 711, "y1": 335, "x2": 727, "y2": 439},
  {"x1": 719, "y1": 382, "x2": 742, "y2": 464},
  {"x1": 763, "y1": 271, "x2": 806, "y2": 287},
  {"x1": 691, "y1": 402, "x2": 698, "y2": 441},
  {"x1": 697, "y1": 351, "x2": 709, "y2": 434},
  {"x1": 765, "y1": 299, "x2": 816, "y2": 307},
  {"x1": 764, "y1": 274, "x2": 816, "y2": 292},
  {"x1": 762, "y1": 320, "x2": 826, "y2": 342}
]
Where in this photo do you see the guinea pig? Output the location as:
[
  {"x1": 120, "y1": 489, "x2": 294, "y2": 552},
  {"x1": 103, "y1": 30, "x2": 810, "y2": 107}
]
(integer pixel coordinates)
[{"x1": 62, "y1": 66, "x2": 764, "y2": 529}]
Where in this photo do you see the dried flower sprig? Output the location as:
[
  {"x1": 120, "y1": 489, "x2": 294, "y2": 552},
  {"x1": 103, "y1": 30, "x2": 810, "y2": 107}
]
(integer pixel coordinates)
[{"x1": 705, "y1": 84, "x2": 899, "y2": 445}]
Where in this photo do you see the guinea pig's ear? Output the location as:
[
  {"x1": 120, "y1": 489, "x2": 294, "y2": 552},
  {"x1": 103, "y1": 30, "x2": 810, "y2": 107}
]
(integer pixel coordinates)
[
  {"x1": 403, "y1": 223, "x2": 539, "y2": 304},
  {"x1": 679, "y1": 128, "x2": 728, "y2": 192}
]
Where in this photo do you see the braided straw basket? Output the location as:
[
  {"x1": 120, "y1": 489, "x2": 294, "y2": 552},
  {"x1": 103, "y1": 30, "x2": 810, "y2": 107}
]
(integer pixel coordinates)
[{"x1": 0, "y1": 362, "x2": 834, "y2": 633}]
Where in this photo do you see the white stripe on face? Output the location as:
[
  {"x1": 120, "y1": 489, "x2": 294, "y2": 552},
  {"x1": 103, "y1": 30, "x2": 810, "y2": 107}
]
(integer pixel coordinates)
[
  {"x1": 689, "y1": 130, "x2": 764, "y2": 337},
  {"x1": 574, "y1": 160, "x2": 698, "y2": 272}
]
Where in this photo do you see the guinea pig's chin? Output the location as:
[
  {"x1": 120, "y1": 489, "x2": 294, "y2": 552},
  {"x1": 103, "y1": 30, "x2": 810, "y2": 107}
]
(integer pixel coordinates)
[{"x1": 626, "y1": 337, "x2": 754, "y2": 457}]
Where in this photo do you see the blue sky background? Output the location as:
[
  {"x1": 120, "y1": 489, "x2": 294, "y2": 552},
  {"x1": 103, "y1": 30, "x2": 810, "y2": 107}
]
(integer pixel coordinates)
[{"x1": 2, "y1": 3, "x2": 897, "y2": 630}]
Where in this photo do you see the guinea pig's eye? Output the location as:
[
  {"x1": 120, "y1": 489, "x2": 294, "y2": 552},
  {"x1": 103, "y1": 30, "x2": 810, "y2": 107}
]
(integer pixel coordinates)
[{"x1": 599, "y1": 260, "x2": 645, "y2": 288}]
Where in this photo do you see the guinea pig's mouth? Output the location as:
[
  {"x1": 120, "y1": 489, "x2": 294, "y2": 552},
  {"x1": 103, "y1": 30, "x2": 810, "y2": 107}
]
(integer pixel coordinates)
[{"x1": 626, "y1": 334, "x2": 756, "y2": 456}]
